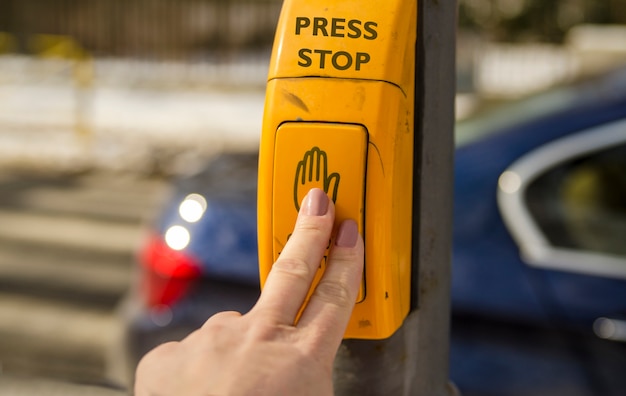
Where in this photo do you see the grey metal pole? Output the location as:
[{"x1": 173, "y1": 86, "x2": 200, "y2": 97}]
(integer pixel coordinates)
[{"x1": 333, "y1": 0, "x2": 457, "y2": 394}]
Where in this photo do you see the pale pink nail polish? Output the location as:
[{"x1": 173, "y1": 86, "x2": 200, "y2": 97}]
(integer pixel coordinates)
[
  {"x1": 302, "y1": 188, "x2": 329, "y2": 216},
  {"x1": 335, "y1": 219, "x2": 358, "y2": 247}
]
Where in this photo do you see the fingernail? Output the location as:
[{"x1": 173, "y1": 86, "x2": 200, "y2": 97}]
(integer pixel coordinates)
[
  {"x1": 302, "y1": 188, "x2": 329, "y2": 216},
  {"x1": 335, "y1": 220, "x2": 359, "y2": 248}
]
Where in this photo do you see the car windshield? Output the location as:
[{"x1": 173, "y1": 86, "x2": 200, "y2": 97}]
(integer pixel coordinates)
[
  {"x1": 456, "y1": 90, "x2": 576, "y2": 146},
  {"x1": 455, "y1": 67, "x2": 626, "y2": 147}
]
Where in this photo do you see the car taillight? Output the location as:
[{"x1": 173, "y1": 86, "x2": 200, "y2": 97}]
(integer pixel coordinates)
[{"x1": 139, "y1": 233, "x2": 201, "y2": 308}]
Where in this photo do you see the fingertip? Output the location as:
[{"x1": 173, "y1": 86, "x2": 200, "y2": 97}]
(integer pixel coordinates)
[
  {"x1": 335, "y1": 219, "x2": 359, "y2": 248},
  {"x1": 300, "y1": 188, "x2": 329, "y2": 216}
]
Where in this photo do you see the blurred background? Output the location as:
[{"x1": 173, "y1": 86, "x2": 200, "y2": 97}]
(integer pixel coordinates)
[{"x1": 0, "y1": 0, "x2": 625, "y2": 394}]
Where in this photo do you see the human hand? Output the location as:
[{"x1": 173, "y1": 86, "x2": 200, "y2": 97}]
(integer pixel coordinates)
[{"x1": 134, "y1": 188, "x2": 364, "y2": 396}]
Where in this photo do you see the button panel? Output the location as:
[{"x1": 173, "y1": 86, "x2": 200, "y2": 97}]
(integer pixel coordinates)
[{"x1": 272, "y1": 122, "x2": 368, "y2": 303}]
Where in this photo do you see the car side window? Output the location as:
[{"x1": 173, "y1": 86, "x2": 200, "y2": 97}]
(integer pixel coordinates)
[{"x1": 525, "y1": 143, "x2": 626, "y2": 258}]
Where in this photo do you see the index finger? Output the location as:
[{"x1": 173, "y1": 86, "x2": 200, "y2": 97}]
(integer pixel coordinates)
[{"x1": 253, "y1": 188, "x2": 334, "y2": 325}]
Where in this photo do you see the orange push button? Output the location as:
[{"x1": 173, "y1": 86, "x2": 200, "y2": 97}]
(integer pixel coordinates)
[{"x1": 272, "y1": 122, "x2": 367, "y2": 303}]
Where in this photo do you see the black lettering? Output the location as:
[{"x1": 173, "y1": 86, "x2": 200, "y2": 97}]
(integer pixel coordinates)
[
  {"x1": 314, "y1": 49, "x2": 332, "y2": 68},
  {"x1": 297, "y1": 17, "x2": 376, "y2": 39},
  {"x1": 347, "y1": 19, "x2": 362, "y2": 39},
  {"x1": 298, "y1": 48, "x2": 312, "y2": 67},
  {"x1": 355, "y1": 52, "x2": 370, "y2": 70},
  {"x1": 331, "y1": 18, "x2": 345, "y2": 37},
  {"x1": 295, "y1": 17, "x2": 310, "y2": 35},
  {"x1": 313, "y1": 17, "x2": 328, "y2": 36},
  {"x1": 363, "y1": 21, "x2": 378, "y2": 40},
  {"x1": 332, "y1": 51, "x2": 352, "y2": 70}
]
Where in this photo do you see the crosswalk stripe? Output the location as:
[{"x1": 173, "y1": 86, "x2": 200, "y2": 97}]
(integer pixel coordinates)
[{"x1": 0, "y1": 209, "x2": 144, "y2": 254}]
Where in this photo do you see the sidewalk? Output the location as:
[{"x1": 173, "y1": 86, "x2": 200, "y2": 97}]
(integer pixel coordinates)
[{"x1": 0, "y1": 375, "x2": 126, "y2": 396}]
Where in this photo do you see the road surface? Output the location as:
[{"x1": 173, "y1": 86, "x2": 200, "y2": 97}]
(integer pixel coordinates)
[{"x1": 0, "y1": 169, "x2": 170, "y2": 394}]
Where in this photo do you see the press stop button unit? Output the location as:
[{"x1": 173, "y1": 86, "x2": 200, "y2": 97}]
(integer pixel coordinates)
[{"x1": 258, "y1": 0, "x2": 416, "y2": 339}]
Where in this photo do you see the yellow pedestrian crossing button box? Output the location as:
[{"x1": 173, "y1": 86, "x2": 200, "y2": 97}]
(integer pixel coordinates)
[{"x1": 258, "y1": 0, "x2": 416, "y2": 339}]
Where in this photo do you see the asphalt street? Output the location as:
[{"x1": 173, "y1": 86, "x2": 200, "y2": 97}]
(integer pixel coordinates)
[{"x1": 0, "y1": 170, "x2": 170, "y2": 394}]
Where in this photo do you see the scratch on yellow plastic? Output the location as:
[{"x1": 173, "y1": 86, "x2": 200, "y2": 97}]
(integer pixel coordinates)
[{"x1": 258, "y1": 0, "x2": 416, "y2": 340}]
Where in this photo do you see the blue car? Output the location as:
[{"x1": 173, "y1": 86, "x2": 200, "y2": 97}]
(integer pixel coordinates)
[
  {"x1": 451, "y1": 68, "x2": 626, "y2": 395},
  {"x1": 454, "y1": 69, "x2": 626, "y2": 325},
  {"x1": 116, "y1": 67, "x2": 626, "y2": 394}
]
